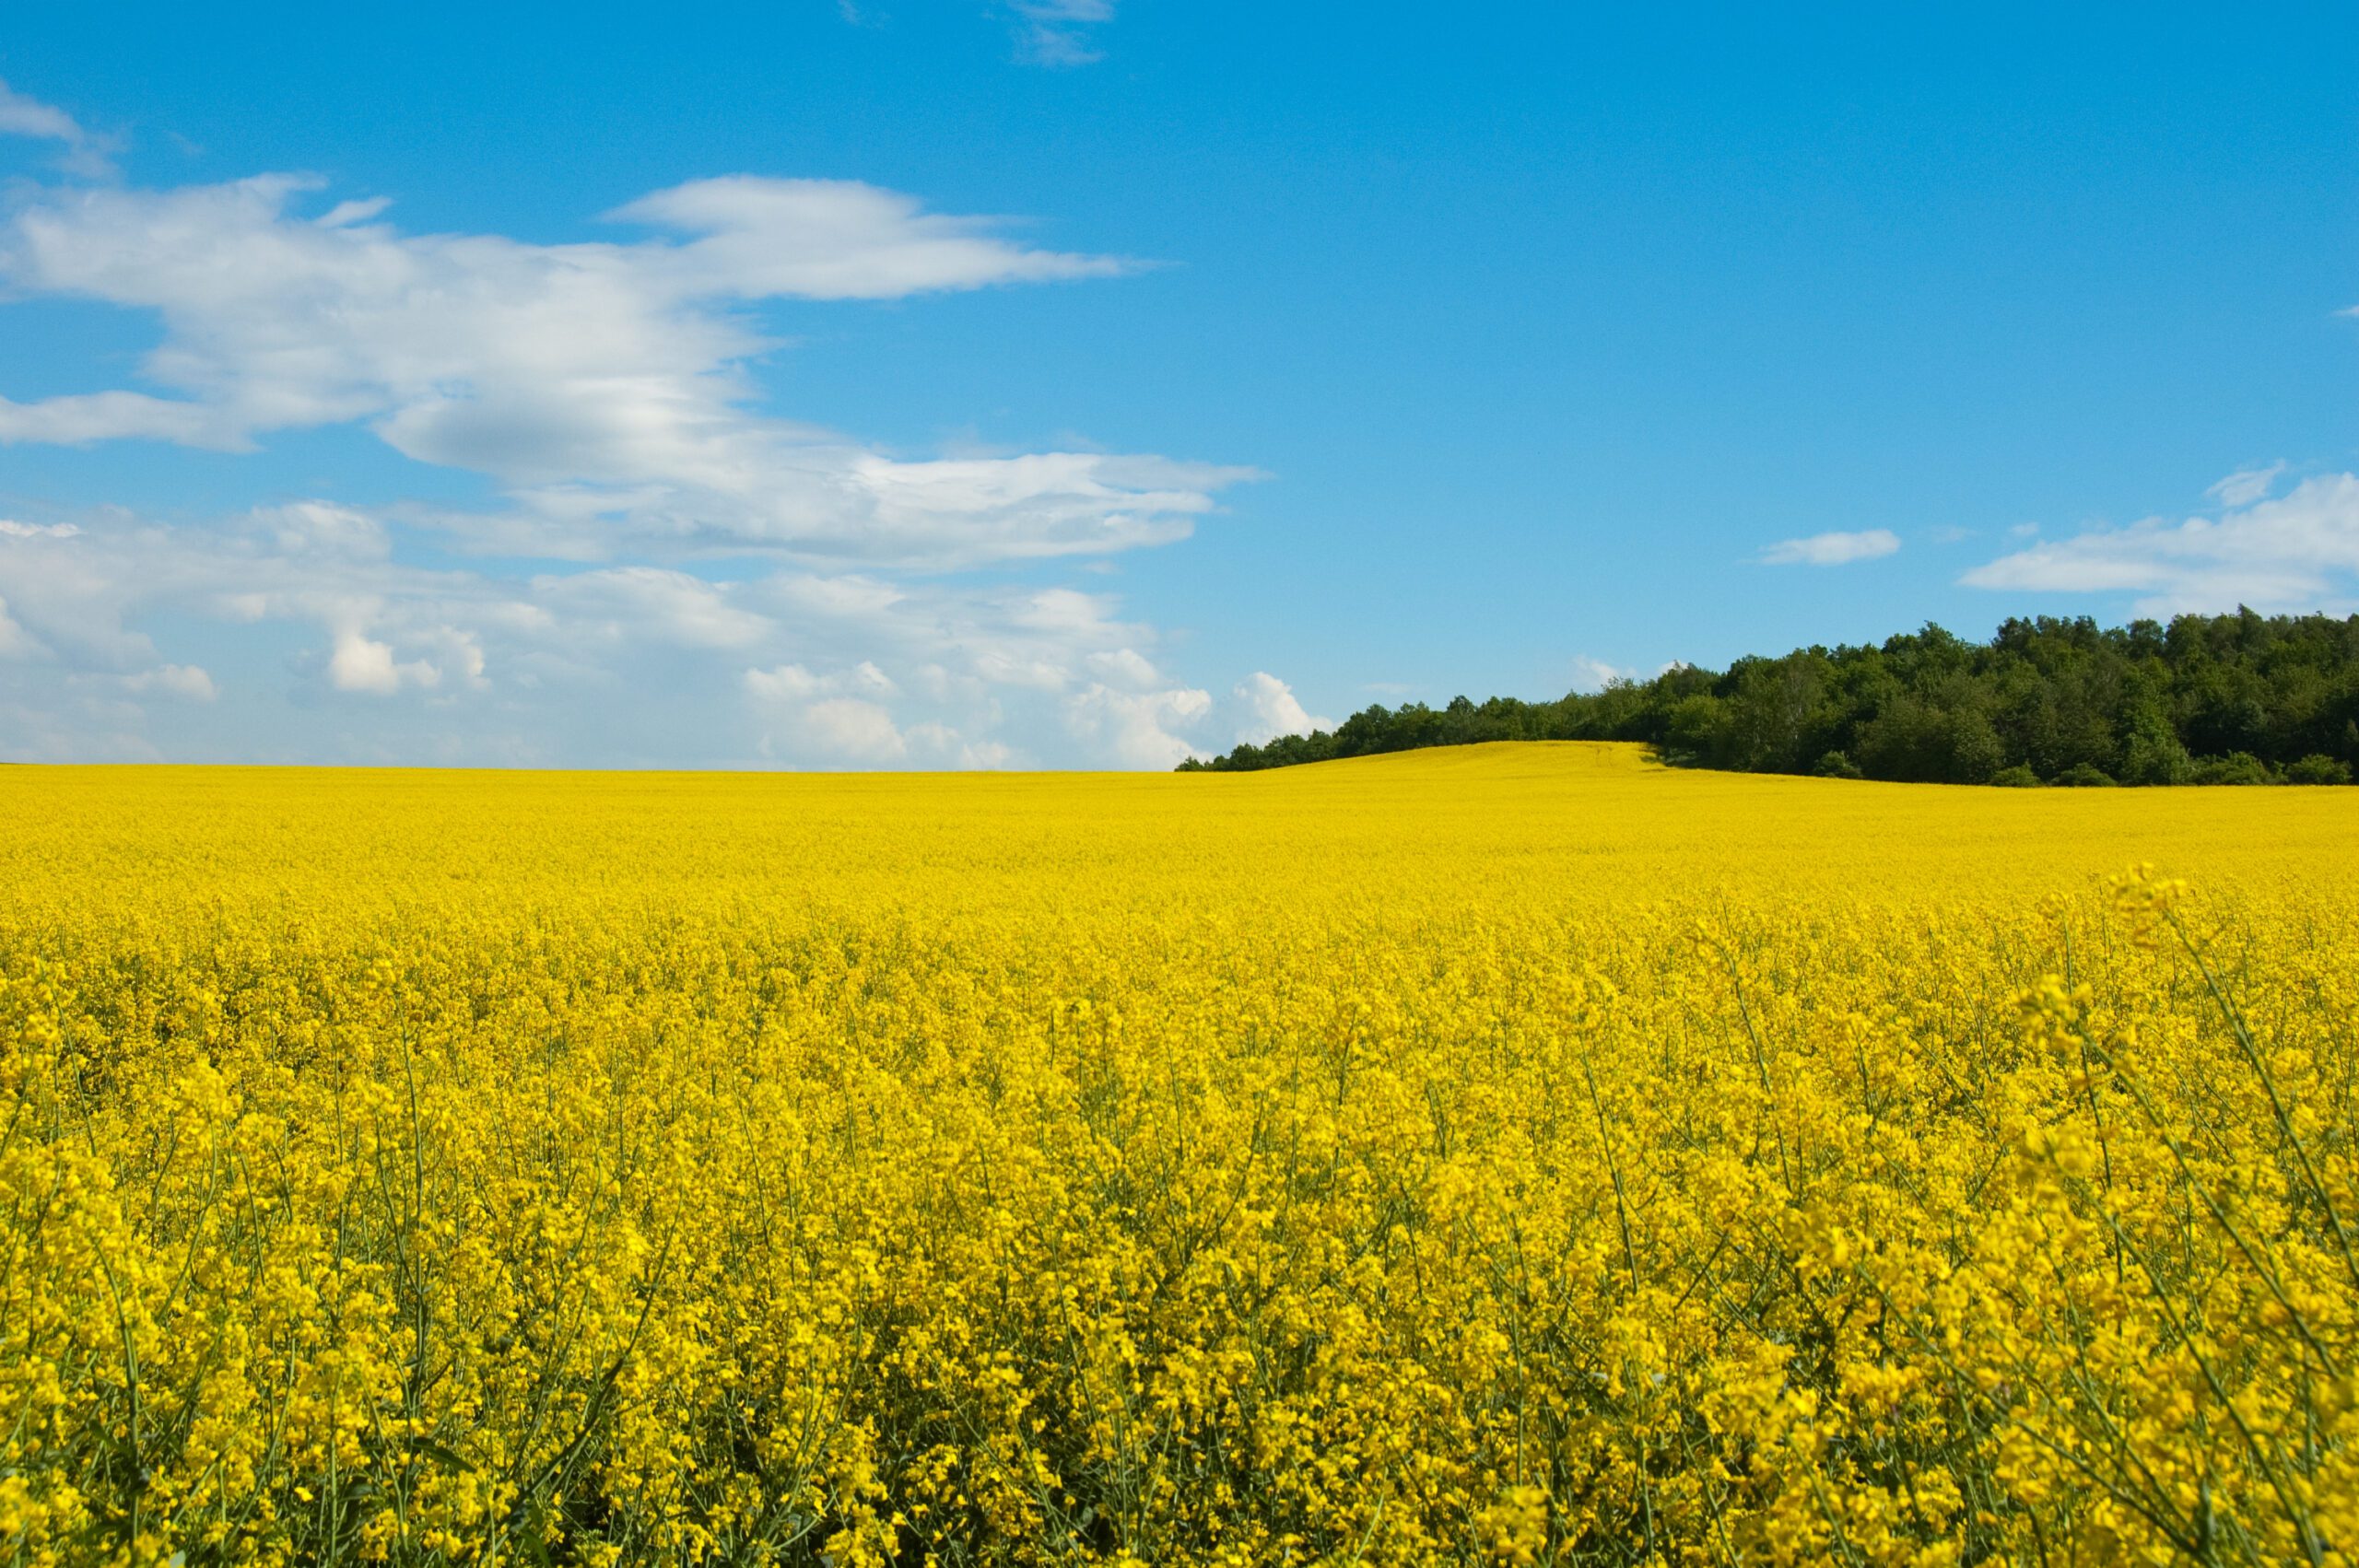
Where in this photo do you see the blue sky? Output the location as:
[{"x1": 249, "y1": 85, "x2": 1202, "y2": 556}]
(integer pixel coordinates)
[{"x1": 1, "y1": 2, "x2": 2353, "y2": 766}]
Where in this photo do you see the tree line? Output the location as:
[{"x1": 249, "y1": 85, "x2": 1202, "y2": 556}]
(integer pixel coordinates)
[{"x1": 1179, "y1": 610, "x2": 2359, "y2": 785}]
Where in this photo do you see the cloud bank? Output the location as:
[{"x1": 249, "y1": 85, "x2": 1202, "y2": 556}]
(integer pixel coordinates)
[
  {"x1": 0, "y1": 502, "x2": 1253, "y2": 766},
  {"x1": 0, "y1": 154, "x2": 1289, "y2": 767}
]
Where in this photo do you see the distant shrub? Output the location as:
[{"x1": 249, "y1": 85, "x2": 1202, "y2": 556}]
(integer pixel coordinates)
[
  {"x1": 1813, "y1": 750, "x2": 1864, "y2": 779},
  {"x1": 2052, "y1": 763, "x2": 2117, "y2": 787},
  {"x1": 1989, "y1": 764, "x2": 2041, "y2": 788},
  {"x1": 2191, "y1": 753, "x2": 2278, "y2": 786},
  {"x1": 2287, "y1": 754, "x2": 2353, "y2": 785}
]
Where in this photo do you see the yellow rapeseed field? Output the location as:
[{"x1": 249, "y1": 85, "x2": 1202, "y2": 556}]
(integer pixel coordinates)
[{"x1": 2, "y1": 742, "x2": 2354, "y2": 1566}]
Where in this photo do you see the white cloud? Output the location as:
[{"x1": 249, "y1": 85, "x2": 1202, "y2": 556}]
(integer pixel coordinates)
[
  {"x1": 0, "y1": 596, "x2": 44, "y2": 660},
  {"x1": 744, "y1": 660, "x2": 897, "y2": 703},
  {"x1": 1008, "y1": 0, "x2": 1115, "y2": 65},
  {"x1": 316, "y1": 197, "x2": 393, "y2": 228},
  {"x1": 1567, "y1": 655, "x2": 1637, "y2": 694},
  {"x1": 609, "y1": 177, "x2": 1130, "y2": 298},
  {"x1": 0, "y1": 502, "x2": 1283, "y2": 766},
  {"x1": 535, "y1": 568, "x2": 771, "y2": 649},
  {"x1": 0, "y1": 391, "x2": 224, "y2": 448},
  {"x1": 1085, "y1": 647, "x2": 1161, "y2": 687},
  {"x1": 0, "y1": 81, "x2": 81, "y2": 143},
  {"x1": 960, "y1": 739, "x2": 1015, "y2": 768},
  {"x1": 0, "y1": 79, "x2": 112, "y2": 178},
  {"x1": 1229, "y1": 671, "x2": 1329, "y2": 744},
  {"x1": 329, "y1": 628, "x2": 439, "y2": 695},
  {"x1": 0, "y1": 155, "x2": 1291, "y2": 766},
  {"x1": 263, "y1": 500, "x2": 389, "y2": 559},
  {"x1": 0, "y1": 173, "x2": 1250, "y2": 567},
  {"x1": 121, "y1": 663, "x2": 217, "y2": 701},
  {"x1": 1067, "y1": 682, "x2": 1212, "y2": 768},
  {"x1": 1961, "y1": 472, "x2": 2359, "y2": 615},
  {"x1": 745, "y1": 664, "x2": 911, "y2": 762},
  {"x1": 2207, "y1": 462, "x2": 2286, "y2": 509},
  {"x1": 744, "y1": 662, "x2": 824, "y2": 702},
  {"x1": 797, "y1": 696, "x2": 908, "y2": 762},
  {"x1": 1759, "y1": 529, "x2": 1901, "y2": 567}
]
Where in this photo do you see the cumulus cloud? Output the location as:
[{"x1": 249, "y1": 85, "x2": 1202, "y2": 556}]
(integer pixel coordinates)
[
  {"x1": 798, "y1": 696, "x2": 908, "y2": 762},
  {"x1": 745, "y1": 663, "x2": 822, "y2": 702},
  {"x1": 0, "y1": 173, "x2": 1250, "y2": 567},
  {"x1": 744, "y1": 654, "x2": 916, "y2": 763},
  {"x1": 121, "y1": 663, "x2": 217, "y2": 701},
  {"x1": 1961, "y1": 472, "x2": 2359, "y2": 616},
  {"x1": 1085, "y1": 647, "x2": 1162, "y2": 687},
  {"x1": 1759, "y1": 529, "x2": 1901, "y2": 567},
  {"x1": 1007, "y1": 0, "x2": 1115, "y2": 65},
  {"x1": 1228, "y1": 671, "x2": 1329, "y2": 745},
  {"x1": 1066, "y1": 682, "x2": 1213, "y2": 768},
  {"x1": 328, "y1": 629, "x2": 439, "y2": 695}
]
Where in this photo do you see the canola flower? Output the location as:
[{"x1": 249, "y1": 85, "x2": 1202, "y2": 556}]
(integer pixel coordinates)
[{"x1": 0, "y1": 741, "x2": 2354, "y2": 1566}]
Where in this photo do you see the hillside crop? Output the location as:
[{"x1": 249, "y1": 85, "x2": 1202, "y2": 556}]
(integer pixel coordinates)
[{"x1": 1, "y1": 743, "x2": 2354, "y2": 1565}]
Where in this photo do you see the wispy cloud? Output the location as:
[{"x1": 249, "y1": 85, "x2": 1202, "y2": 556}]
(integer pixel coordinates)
[
  {"x1": 2207, "y1": 461, "x2": 2286, "y2": 509},
  {"x1": 0, "y1": 78, "x2": 115, "y2": 178},
  {"x1": 1759, "y1": 529, "x2": 1901, "y2": 567},
  {"x1": 1008, "y1": 0, "x2": 1116, "y2": 66},
  {"x1": 1961, "y1": 471, "x2": 2359, "y2": 615}
]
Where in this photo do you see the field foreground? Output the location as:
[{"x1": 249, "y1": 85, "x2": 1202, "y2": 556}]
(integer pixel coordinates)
[{"x1": 2, "y1": 743, "x2": 2355, "y2": 1566}]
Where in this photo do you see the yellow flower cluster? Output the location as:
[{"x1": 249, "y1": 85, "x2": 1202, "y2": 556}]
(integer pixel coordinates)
[{"x1": 1, "y1": 743, "x2": 2353, "y2": 1565}]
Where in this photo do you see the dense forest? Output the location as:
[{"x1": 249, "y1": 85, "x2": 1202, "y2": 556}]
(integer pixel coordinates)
[{"x1": 1180, "y1": 610, "x2": 2359, "y2": 784}]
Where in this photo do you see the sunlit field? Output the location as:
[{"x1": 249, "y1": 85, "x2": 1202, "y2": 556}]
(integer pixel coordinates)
[{"x1": 3, "y1": 743, "x2": 2354, "y2": 1565}]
